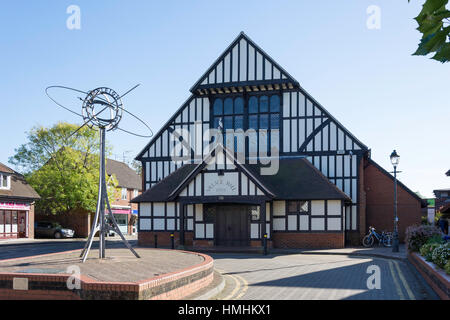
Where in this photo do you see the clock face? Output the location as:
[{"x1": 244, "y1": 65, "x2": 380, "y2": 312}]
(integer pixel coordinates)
[{"x1": 82, "y1": 87, "x2": 123, "y2": 131}]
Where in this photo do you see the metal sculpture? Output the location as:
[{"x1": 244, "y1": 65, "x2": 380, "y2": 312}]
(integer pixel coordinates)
[{"x1": 46, "y1": 85, "x2": 153, "y2": 262}]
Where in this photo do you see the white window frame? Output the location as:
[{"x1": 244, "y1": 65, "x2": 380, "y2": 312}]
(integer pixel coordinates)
[
  {"x1": 121, "y1": 188, "x2": 127, "y2": 200},
  {"x1": 133, "y1": 189, "x2": 138, "y2": 198},
  {"x1": 0, "y1": 174, "x2": 10, "y2": 190}
]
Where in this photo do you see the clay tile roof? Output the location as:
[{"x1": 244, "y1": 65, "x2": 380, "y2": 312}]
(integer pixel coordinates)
[
  {"x1": 0, "y1": 162, "x2": 40, "y2": 201},
  {"x1": 106, "y1": 159, "x2": 142, "y2": 190}
]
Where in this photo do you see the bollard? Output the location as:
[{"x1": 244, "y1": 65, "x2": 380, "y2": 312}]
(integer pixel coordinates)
[
  {"x1": 154, "y1": 234, "x2": 158, "y2": 248},
  {"x1": 170, "y1": 233, "x2": 174, "y2": 249},
  {"x1": 263, "y1": 233, "x2": 268, "y2": 256}
]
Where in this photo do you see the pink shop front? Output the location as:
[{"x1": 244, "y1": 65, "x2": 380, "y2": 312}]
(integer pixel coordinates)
[{"x1": 0, "y1": 202, "x2": 31, "y2": 239}]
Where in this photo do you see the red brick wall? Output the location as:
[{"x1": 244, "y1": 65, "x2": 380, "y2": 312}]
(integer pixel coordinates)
[
  {"x1": 28, "y1": 203, "x2": 35, "y2": 239},
  {"x1": 272, "y1": 232, "x2": 345, "y2": 249},
  {"x1": 364, "y1": 160, "x2": 422, "y2": 242},
  {"x1": 138, "y1": 232, "x2": 194, "y2": 247},
  {"x1": 35, "y1": 210, "x2": 90, "y2": 238}
]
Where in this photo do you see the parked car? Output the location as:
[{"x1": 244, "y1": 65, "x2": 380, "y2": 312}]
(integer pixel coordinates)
[{"x1": 35, "y1": 222, "x2": 75, "y2": 239}]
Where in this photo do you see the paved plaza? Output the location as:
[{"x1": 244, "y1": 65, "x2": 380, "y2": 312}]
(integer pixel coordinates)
[
  {"x1": 0, "y1": 248, "x2": 203, "y2": 283},
  {"x1": 211, "y1": 253, "x2": 439, "y2": 300}
]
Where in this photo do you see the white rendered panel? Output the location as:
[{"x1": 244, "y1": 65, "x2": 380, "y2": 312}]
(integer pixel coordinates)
[
  {"x1": 300, "y1": 216, "x2": 309, "y2": 231},
  {"x1": 283, "y1": 92, "x2": 290, "y2": 117},
  {"x1": 140, "y1": 219, "x2": 151, "y2": 231},
  {"x1": 248, "y1": 45, "x2": 255, "y2": 81},
  {"x1": 288, "y1": 215, "x2": 297, "y2": 231},
  {"x1": 167, "y1": 219, "x2": 175, "y2": 230},
  {"x1": 140, "y1": 203, "x2": 151, "y2": 217},
  {"x1": 195, "y1": 224, "x2": 205, "y2": 238},
  {"x1": 327, "y1": 200, "x2": 342, "y2": 216},
  {"x1": 153, "y1": 219, "x2": 165, "y2": 231},
  {"x1": 251, "y1": 223, "x2": 259, "y2": 239},
  {"x1": 328, "y1": 218, "x2": 341, "y2": 231},
  {"x1": 311, "y1": 200, "x2": 325, "y2": 216},
  {"x1": 273, "y1": 218, "x2": 285, "y2": 231},
  {"x1": 153, "y1": 203, "x2": 165, "y2": 217},
  {"x1": 239, "y1": 39, "x2": 247, "y2": 81},
  {"x1": 167, "y1": 202, "x2": 175, "y2": 217},
  {"x1": 256, "y1": 52, "x2": 263, "y2": 80},
  {"x1": 232, "y1": 44, "x2": 238, "y2": 82},
  {"x1": 311, "y1": 218, "x2": 325, "y2": 231},
  {"x1": 206, "y1": 224, "x2": 214, "y2": 238}
]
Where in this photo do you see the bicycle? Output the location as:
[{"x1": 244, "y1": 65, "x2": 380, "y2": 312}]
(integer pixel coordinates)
[{"x1": 362, "y1": 226, "x2": 393, "y2": 247}]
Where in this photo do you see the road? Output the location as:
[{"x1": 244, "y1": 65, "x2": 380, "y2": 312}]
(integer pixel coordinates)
[{"x1": 211, "y1": 253, "x2": 439, "y2": 300}]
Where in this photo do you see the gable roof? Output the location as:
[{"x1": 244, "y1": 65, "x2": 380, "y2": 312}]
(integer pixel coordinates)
[
  {"x1": 106, "y1": 159, "x2": 141, "y2": 190},
  {"x1": 0, "y1": 163, "x2": 40, "y2": 201},
  {"x1": 190, "y1": 32, "x2": 300, "y2": 94},
  {"x1": 132, "y1": 155, "x2": 351, "y2": 203},
  {"x1": 131, "y1": 164, "x2": 197, "y2": 203},
  {"x1": 167, "y1": 144, "x2": 276, "y2": 200}
]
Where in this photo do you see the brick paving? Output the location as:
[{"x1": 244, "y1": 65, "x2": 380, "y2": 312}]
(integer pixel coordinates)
[
  {"x1": 211, "y1": 253, "x2": 439, "y2": 300},
  {"x1": 0, "y1": 248, "x2": 204, "y2": 283}
]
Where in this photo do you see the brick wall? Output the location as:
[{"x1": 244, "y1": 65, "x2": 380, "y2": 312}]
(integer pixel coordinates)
[
  {"x1": 138, "y1": 231, "x2": 194, "y2": 247},
  {"x1": 364, "y1": 160, "x2": 422, "y2": 242},
  {"x1": 35, "y1": 210, "x2": 91, "y2": 238},
  {"x1": 272, "y1": 232, "x2": 345, "y2": 249},
  {"x1": 28, "y1": 203, "x2": 35, "y2": 239}
]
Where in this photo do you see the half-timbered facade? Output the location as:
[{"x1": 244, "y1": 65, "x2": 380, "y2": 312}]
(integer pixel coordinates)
[{"x1": 132, "y1": 32, "x2": 424, "y2": 249}]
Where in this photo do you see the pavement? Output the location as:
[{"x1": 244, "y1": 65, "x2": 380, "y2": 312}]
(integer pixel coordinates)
[
  {"x1": 210, "y1": 252, "x2": 439, "y2": 300},
  {"x1": 0, "y1": 247, "x2": 203, "y2": 283},
  {"x1": 270, "y1": 244, "x2": 408, "y2": 261}
]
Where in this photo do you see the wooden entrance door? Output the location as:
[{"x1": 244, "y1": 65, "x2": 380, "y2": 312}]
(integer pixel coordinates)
[{"x1": 215, "y1": 205, "x2": 249, "y2": 247}]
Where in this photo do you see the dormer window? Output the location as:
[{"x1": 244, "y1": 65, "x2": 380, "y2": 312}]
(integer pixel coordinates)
[{"x1": 0, "y1": 174, "x2": 10, "y2": 190}]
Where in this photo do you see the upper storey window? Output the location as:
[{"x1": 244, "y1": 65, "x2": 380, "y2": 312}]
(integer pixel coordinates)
[
  {"x1": 0, "y1": 174, "x2": 10, "y2": 190},
  {"x1": 248, "y1": 95, "x2": 280, "y2": 131},
  {"x1": 213, "y1": 97, "x2": 244, "y2": 131}
]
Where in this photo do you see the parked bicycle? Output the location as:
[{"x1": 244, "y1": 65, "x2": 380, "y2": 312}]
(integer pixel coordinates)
[{"x1": 362, "y1": 226, "x2": 393, "y2": 247}]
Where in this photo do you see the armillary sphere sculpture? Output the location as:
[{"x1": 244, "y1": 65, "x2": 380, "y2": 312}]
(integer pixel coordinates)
[{"x1": 46, "y1": 85, "x2": 153, "y2": 262}]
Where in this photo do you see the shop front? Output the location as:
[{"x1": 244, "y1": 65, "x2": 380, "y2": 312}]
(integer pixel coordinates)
[{"x1": 0, "y1": 202, "x2": 31, "y2": 239}]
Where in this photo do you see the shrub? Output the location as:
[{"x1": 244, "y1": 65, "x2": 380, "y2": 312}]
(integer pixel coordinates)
[
  {"x1": 431, "y1": 243, "x2": 450, "y2": 269},
  {"x1": 427, "y1": 234, "x2": 445, "y2": 245},
  {"x1": 405, "y1": 225, "x2": 442, "y2": 252},
  {"x1": 445, "y1": 261, "x2": 450, "y2": 275},
  {"x1": 420, "y1": 243, "x2": 441, "y2": 261}
]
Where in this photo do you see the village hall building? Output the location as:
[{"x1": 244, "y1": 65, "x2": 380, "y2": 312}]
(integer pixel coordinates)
[{"x1": 132, "y1": 32, "x2": 424, "y2": 249}]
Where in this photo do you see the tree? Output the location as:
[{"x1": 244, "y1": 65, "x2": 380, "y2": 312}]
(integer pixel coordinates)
[
  {"x1": 411, "y1": 0, "x2": 450, "y2": 62},
  {"x1": 9, "y1": 122, "x2": 118, "y2": 215}
]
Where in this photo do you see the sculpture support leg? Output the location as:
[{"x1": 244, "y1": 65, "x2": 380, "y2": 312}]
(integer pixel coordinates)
[{"x1": 81, "y1": 127, "x2": 140, "y2": 262}]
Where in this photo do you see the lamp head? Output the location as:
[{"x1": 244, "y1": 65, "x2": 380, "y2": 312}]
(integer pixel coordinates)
[{"x1": 390, "y1": 150, "x2": 400, "y2": 167}]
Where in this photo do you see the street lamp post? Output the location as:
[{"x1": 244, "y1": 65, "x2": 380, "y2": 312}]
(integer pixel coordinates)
[{"x1": 390, "y1": 150, "x2": 400, "y2": 253}]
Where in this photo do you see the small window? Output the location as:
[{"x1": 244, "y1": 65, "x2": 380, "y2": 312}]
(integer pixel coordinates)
[
  {"x1": 133, "y1": 189, "x2": 138, "y2": 198},
  {"x1": 0, "y1": 174, "x2": 9, "y2": 189},
  {"x1": 251, "y1": 206, "x2": 260, "y2": 221},
  {"x1": 121, "y1": 188, "x2": 127, "y2": 200}
]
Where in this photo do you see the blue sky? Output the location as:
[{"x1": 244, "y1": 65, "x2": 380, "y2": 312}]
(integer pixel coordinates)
[{"x1": 1, "y1": 1, "x2": 449, "y2": 197}]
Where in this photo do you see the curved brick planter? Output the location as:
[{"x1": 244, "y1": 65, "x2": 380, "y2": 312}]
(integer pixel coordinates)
[
  {"x1": 408, "y1": 252, "x2": 449, "y2": 300},
  {"x1": 0, "y1": 249, "x2": 214, "y2": 300}
]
